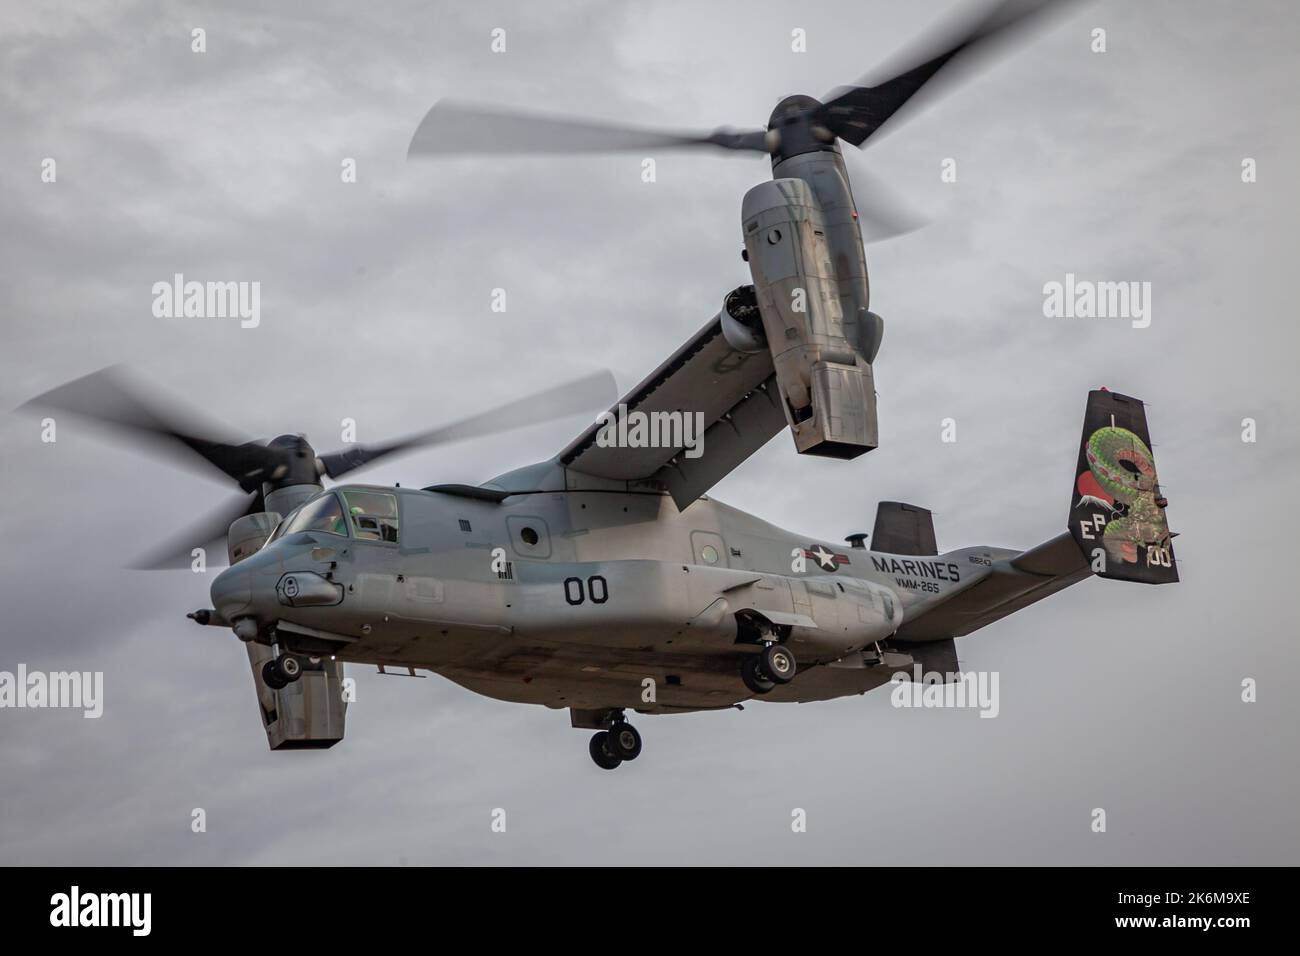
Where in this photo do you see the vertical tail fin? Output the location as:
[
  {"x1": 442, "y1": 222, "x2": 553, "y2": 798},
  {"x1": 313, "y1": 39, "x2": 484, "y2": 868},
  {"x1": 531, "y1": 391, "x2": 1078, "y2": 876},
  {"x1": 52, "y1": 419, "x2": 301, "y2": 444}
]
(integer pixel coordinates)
[
  {"x1": 871, "y1": 501, "x2": 938, "y2": 555},
  {"x1": 1068, "y1": 389, "x2": 1178, "y2": 584}
]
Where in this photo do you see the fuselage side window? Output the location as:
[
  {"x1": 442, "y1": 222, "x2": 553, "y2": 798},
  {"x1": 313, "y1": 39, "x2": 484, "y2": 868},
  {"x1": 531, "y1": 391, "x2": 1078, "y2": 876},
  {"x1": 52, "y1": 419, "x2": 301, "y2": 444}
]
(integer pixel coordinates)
[{"x1": 344, "y1": 490, "x2": 399, "y2": 543}]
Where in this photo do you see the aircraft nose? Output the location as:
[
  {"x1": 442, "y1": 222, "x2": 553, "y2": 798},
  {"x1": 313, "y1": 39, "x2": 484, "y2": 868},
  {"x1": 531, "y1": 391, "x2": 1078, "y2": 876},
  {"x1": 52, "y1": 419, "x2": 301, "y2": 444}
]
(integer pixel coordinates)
[{"x1": 210, "y1": 564, "x2": 251, "y2": 622}]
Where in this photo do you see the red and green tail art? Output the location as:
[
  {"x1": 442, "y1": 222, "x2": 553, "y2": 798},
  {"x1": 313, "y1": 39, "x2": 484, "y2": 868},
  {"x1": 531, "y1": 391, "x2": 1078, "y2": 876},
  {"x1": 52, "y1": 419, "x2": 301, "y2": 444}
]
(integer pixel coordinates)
[{"x1": 1068, "y1": 390, "x2": 1178, "y2": 584}]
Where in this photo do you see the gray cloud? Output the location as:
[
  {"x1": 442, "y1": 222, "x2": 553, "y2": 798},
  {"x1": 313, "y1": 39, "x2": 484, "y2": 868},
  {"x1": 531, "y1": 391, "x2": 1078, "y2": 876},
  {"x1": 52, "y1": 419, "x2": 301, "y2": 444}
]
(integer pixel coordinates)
[{"x1": 1, "y1": 0, "x2": 1297, "y2": 864}]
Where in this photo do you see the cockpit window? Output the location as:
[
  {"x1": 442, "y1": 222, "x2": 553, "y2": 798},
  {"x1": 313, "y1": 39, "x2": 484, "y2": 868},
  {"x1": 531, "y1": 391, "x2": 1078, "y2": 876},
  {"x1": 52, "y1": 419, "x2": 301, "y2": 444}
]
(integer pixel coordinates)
[
  {"x1": 283, "y1": 493, "x2": 349, "y2": 538},
  {"x1": 267, "y1": 514, "x2": 288, "y2": 543},
  {"x1": 344, "y1": 490, "x2": 399, "y2": 543}
]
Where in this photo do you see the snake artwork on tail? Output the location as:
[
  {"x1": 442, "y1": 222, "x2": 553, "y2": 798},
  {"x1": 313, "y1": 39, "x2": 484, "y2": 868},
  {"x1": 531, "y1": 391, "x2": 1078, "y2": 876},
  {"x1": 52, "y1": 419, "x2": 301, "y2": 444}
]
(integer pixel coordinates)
[
  {"x1": 1080, "y1": 426, "x2": 1171, "y2": 565},
  {"x1": 1069, "y1": 390, "x2": 1178, "y2": 583}
]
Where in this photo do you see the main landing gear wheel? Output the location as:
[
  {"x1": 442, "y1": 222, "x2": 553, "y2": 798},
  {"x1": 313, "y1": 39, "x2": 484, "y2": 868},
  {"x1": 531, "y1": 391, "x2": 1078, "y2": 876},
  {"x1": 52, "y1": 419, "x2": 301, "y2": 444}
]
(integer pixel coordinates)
[
  {"x1": 262, "y1": 655, "x2": 303, "y2": 691},
  {"x1": 741, "y1": 655, "x2": 776, "y2": 695},
  {"x1": 589, "y1": 731, "x2": 623, "y2": 770},
  {"x1": 760, "y1": 643, "x2": 797, "y2": 684},
  {"x1": 741, "y1": 644, "x2": 797, "y2": 694},
  {"x1": 607, "y1": 721, "x2": 642, "y2": 761}
]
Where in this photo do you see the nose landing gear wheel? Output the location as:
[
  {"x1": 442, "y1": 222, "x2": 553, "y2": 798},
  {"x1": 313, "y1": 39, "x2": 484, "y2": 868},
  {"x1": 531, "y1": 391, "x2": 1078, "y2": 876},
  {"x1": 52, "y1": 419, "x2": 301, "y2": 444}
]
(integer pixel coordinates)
[
  {"x1": 607, "y1": 721, "x2": 642, "y2": 761},
  {"x1": 261, "y1": 660, "x2": 285, "y2": 691},
  {"x1": 741, "y1": 655, "x2": 776, "y2": 695},
  {"x1": 261, "y1": 655, "x2": 303, "y2": 691},
  {"x1": 589, "y1": 731, "x2": 623, "y2": 770}
]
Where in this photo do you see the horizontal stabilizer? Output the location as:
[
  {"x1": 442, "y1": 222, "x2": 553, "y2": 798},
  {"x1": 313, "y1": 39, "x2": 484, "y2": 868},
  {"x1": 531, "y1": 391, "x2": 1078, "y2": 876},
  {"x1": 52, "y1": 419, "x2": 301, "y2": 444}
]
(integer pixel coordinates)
[{"x1": 895, "y1": 534, "x2": 1089, "y2": 642}]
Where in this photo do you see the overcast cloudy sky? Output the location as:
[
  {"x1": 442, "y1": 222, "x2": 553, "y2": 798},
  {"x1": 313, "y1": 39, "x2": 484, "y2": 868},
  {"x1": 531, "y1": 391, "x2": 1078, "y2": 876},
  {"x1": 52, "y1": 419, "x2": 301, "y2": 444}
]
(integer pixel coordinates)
[{"x1": 1, "y1": 0, "x2": 1297, "y2": 865}]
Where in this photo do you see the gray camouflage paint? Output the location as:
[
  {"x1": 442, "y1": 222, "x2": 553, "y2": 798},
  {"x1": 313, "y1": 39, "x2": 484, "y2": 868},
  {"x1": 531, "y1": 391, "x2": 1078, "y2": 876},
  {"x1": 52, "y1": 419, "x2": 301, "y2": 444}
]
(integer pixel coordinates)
[{"x1": 212, "y1": 464, "x2": 1020, "y2": 721}]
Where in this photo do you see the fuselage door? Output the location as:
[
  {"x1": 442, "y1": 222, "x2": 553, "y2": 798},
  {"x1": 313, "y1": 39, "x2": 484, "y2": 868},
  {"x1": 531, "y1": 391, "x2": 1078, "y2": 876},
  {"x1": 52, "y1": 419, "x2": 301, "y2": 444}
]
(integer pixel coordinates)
[
  {"x1": 789, "y1": 578, "x2": 814, "y2": 620},
  {"x1": 340, "y1": 489, "x2": 401, "y2": 613}
]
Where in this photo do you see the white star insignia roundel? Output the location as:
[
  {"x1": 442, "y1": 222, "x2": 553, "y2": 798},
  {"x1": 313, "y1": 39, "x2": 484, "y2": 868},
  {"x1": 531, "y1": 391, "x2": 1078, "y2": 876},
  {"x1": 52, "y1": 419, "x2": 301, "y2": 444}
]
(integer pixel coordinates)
[{"x1": 803, "y1": 545, "x2": 847, "y2": 572}]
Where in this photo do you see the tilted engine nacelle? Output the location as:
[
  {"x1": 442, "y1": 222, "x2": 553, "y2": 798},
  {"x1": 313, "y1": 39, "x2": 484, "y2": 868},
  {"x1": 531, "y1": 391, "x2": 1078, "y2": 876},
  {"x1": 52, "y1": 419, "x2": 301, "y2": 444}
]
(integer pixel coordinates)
[
  {"x1": 741, "y1": 177, "x2": 879, "y2": 459},
  {"x1": 228, "y1": 506, "x2": 348, "y2": 751},
  {"x1": 718, "y1": 284, "x2": 767, "y2": 354},
  {"x1": 226, "y1": 512, "x2": 280, "y2": 566}
]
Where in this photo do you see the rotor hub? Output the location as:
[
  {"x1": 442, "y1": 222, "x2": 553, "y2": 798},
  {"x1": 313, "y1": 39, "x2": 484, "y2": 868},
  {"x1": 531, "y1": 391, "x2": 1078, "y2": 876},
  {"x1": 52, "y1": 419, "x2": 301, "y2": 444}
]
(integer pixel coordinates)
[
  {"x1": 765, "y1": 95, "x2": 835, "y2": 164},
  {"x1": 265, "y1": 434, "x2": 320, "y2": 490}
]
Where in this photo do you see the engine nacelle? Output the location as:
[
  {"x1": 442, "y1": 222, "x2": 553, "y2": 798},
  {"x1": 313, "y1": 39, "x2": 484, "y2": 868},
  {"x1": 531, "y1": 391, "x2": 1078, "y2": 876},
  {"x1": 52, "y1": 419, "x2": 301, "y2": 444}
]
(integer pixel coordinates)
[
  {"x1": 741, "y1": 177, "x2": 879, "y2": 459},
  {"x1": 227, "y1": 512, "x2": 280, "y2": 565},
  {"x1": 860, "y1": 309, "x2": 885, "y2": 364},
  {"x1": 718, "y1": 284, "x2": 767, "y2": 353}
]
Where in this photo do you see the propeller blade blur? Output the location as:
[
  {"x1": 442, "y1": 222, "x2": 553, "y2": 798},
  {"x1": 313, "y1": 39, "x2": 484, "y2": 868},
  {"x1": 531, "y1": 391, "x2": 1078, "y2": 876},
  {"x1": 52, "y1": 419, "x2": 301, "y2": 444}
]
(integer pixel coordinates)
[
  {"x1": 19, "y1": 366, "x2": 278, "y2": 492},
  {"x1": 409, "y1": 100, "x2": 767, "y2": 156},
  {"x1": 319, "y1": 369, "x2": 619, "y2": 478},
  {"x1": 129, "y1": 491, "x2": 261, "y2": 570},
  {"x1": 818, "y1": 0, "x2": 1077, "y2": 148}
]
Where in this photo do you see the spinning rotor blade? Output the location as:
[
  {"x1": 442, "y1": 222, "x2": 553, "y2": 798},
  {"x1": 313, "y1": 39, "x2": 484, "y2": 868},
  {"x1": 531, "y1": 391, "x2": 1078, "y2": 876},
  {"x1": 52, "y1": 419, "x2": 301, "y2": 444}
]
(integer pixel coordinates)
[
  {"x1": 319, "y1": 369, "x2": 618, "y2": 479},
  {"x1": 23, "y1": 367, "x2": 615, "y2": 567},
  {"x1": 818, "y1": 0, "x2": 1074, "y2": 148},
  {"x1": 409, "y1": 100, "x2": 768, "y2": 156},
  {"x1": 129, "y1": 491, "x2": 261, "y2": 570},
  {"x1": 20, "y1": 366, "x2": 279, "y2": 492},
  {"x1": 845, "y1": 164, "x2": 929, "y2": 242}
]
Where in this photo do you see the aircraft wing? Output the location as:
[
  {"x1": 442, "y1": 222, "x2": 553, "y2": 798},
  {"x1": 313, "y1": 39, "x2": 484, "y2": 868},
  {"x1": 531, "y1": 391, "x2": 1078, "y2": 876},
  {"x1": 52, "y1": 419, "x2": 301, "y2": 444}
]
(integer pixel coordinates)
[
  {"x1": 557, "y1": 314, "x2": 786, "y2": 508},
  {"x1": 893, "y1": 533, "x2": 1091, "y2": 641}
]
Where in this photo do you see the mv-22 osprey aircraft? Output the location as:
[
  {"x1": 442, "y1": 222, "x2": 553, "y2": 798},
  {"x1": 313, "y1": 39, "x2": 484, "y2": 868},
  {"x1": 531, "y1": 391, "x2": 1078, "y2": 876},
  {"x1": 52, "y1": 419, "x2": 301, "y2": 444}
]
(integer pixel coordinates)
[{"x1": 26, "y1": 0, "x2": 1177, "y2": 768}]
